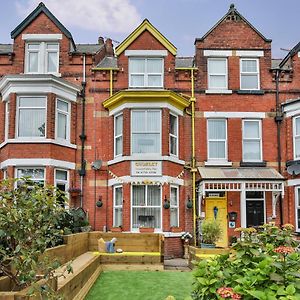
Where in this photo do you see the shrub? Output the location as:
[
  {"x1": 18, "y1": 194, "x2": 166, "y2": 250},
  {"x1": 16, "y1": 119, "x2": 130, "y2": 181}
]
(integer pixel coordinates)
[
  {"x1": 192, "y1": 224, "x2": 300, "y2": 299},
  {"x1": 201, "y1": 219, "x2": 222, "y2": 245}
]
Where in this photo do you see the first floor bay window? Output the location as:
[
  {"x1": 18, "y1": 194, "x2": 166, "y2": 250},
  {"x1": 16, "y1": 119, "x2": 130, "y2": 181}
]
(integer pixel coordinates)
[
  {"x1": 132, "y1": 185, "x2": 161, "y2": 229},
  {"x1": 17, "y1": 96, "x2": 46, "y2": 138},
  {"x1": 56, "y1": 99, "x2": 70, "y2": 140},
  {"x1": 131, "y1": 110, "x2": 161, "y2": 154}
]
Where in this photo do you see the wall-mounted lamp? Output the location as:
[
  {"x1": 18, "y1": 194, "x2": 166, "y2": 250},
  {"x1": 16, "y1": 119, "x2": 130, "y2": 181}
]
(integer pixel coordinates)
[
  {"x1": 96, "y1": 195, "x2": 103, "y2": 208},
  {"x1": 186, "y1": 196, "x2": 193, "y2": 209},
  {"x1": 163, "y1": 195, "x2": 170, "y2": 209}
]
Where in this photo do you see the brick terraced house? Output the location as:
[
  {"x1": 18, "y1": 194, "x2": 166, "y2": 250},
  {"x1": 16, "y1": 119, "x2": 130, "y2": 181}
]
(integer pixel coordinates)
[{"x1": 0, "y1": 2, "x2": 300, "y2": 257}]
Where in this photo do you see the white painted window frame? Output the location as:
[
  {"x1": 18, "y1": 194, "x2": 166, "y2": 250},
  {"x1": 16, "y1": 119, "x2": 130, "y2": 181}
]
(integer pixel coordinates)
[
  {"x1": 114, "y1": 113, "x2": 123, "y2": 157},
  {"x1": 54, "y1": 168, "x2": 69, "y2": 206},
  {"x1": 5, "y1": 101, "x2": 9, "y2": 140},
  {"x1": 207, "y1": 58, "x2": 228, "y2": 90},
  {"x1": 240, "y1": 58, "x2": 260, "y2": 90},
  {"x1": 15, "y1": 167, "x2": 46, "y2": 187},
  {"x1": 169, "y1": 113, "x2": 178, "y2": 157},
  {"x1": 207, "y1": 119, "x2": 228, "y2": 161},
  {"x1": 170, "y1": 185, "x2": 179, "y2": 227},
  {"x1": 55, "y1": 98, "x2": 70, "y2": 142},
  {"x1": 293, "y1": 116, "x2": 300, "y2": 160},
  {"x1": 242, "y1": 119, "x2": 263, "y2": 162},
  {"x1": 129, "y1": 57, "x2": 164, "y2": 88},
  {"x1": 245, "y1": 191, "x2": 266, "y2": 226},
  {"x1": 113, "y1": 185, "x2": 123, "y2": 227},
  {"x1": 16, "y1": 95, "x2": 47, "y2": 139},
  {"x1": 25, "y1": 41, "x2": 59, "y2": 75},
  {"x1": 295, "y1": 187, "x2": 300, "y2": 232},
  {"x1": 130, "y1": 184, "x2": 162, "y2": 232},
  {"x1": 131, "y1": 109, "x2": 162, "y2": 156}
]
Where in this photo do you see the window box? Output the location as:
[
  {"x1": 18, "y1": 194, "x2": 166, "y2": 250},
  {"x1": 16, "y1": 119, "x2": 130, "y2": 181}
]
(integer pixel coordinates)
[{"x1": 139, "y1": 227, "x2": 155, "y2": 233}]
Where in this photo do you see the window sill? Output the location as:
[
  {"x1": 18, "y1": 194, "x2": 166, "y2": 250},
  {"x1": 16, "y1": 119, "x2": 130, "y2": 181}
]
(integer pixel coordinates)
[
  {"x1": 24, "y1": 72, "x2": 61, "y2": 77},
  {"x1": 0, "y1": 139, "x2": 77, "y2": 149},
  {"x1": 236, "y1": 90, "x2": 264, "y2": 95},
  {"x1": 240, "y1": 161, "x2": 266, "y2": 167},
  {"x1": 205, "y1": 160, "x2": 232, "y2": 167},
  {"x1": 205, "y1": 89, "x2": 232, "y2": 94}
]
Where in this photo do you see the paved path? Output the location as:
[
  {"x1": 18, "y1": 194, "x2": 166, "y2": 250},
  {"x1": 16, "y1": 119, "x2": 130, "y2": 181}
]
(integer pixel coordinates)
[{"x1": 164, "y1": 258, "x2": 190, "y2": 271}]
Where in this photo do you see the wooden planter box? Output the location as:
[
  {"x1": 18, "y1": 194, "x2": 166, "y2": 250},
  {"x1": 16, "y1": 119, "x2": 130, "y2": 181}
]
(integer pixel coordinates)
[{"x1": 139, "y1": 227, "x2": 154, "y2": 233}]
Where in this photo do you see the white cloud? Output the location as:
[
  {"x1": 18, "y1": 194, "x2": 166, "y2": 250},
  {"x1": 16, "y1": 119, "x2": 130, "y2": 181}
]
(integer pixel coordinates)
[{"x1": 16, "y1": 0, "x2": 142, "y2": 34}]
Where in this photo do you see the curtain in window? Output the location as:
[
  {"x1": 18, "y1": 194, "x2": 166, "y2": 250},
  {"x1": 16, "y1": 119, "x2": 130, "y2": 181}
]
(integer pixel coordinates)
[
  {"x1": 208, "y1": 59, "x2": 227, "y2": 89},
  {"x1": 170, "y1": 187, "x2": 179, "y2": 227},
  {"x1": 208, "y1": 119, "x2": 226, "y2": 159},
  {"x1": 47, "y1": 44, "x2": 59, "y2": 73}
]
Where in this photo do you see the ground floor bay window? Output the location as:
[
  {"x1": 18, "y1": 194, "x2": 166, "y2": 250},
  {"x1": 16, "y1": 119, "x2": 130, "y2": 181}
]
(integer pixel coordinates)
[{"x1": 131, "y1": 185, "x2": 161, "y2": 230}]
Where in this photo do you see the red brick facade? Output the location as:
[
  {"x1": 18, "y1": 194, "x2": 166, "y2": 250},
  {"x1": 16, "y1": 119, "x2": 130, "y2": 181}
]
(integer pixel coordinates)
[{"x1": 1, "y1": 3, "x2": 300, "y2": 257}]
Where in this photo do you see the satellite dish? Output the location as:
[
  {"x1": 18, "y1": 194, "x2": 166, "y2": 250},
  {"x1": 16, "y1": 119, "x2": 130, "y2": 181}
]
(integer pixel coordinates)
[{"x1": 91, "y1": 160, "x2": 102, "y2": 170}]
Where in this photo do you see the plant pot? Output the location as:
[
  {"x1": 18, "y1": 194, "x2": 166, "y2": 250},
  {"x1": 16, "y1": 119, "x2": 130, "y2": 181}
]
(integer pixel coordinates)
[
  {"x1": 111, "y1": 227, "x2": 122, "y2": 232},
  {"x1": 201, "y1": 242, "x2": 216, "y2": 248},
  {"x1": 170, "y1": 227, "x2": 182, "y2": 233},
  {"x1": 81, "y1": 225, "x2": 92, "y2": 232},
  {"x1": 139, "y1": 227, "x2": 154, "y2": 233}
]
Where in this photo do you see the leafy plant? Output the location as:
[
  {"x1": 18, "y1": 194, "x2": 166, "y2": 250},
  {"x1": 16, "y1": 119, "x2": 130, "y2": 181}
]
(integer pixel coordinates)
[
  {"x1": 192, "y1": 224, "x2": 300, "y2": 300},
  {"x1": 0, "y1": 178, "x2": 72, "y2": 296},
  {"x1": 201, "y1": 219, "x2": 222, "y2": 245}
]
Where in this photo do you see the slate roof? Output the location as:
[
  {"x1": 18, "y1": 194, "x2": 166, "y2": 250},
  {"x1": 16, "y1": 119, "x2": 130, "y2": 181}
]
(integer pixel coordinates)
[
  {"x1": 195, "y1": 4, "x2": 271, "y2": 43},
  {"x1": 0, "y1": 44, "x2": 13, "y2": 54},
  {"x1": 175, "y1": 57, "x2": 194, "y2": 68},
  {"x1": 95, "y1": 56, "x2": 118, "y2": 69},
  {"x1": 74, "y1": 44, "x2": 104, "y2": 54},
  {"x1": 280, "y1": 41, "x2": 300, "y2": 68},
  {"x1": 271, "y1": 58, "x2": 291, "y2": 71}
]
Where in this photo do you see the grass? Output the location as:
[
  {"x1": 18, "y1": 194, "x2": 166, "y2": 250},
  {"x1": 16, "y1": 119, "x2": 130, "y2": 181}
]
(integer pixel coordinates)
[{"x1": 85, "y1": 270, "x2": 193, "y2": 300}]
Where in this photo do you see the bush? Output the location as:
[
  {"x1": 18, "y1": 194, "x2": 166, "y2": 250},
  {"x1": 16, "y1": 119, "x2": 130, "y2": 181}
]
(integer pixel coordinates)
[
  {"x1": 201, "y1": 219, "x2": 222, "y2": 245},
  {"x1": 192, "y1": 224, "x2": 300, "y2": 300}
]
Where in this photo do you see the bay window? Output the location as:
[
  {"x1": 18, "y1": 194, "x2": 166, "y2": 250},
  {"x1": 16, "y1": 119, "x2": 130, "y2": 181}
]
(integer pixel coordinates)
[
  {"x1": 243, "y1": 120, "x2": 262, "y2": 162},
  {"x1": 170, "y1": 186, "x2": 179, "y2": 227},
  {"x1": 114, "y1": 114, "x2": 123, "y2": 157},
  {"x1": 129, "y1": 58, "x2": 163, "y2": 88},
  {"x1": 55, "y1": 169, "x2": 69, "y2": 207},
  {"x1": 131, "y1": 110, "x2": 161, "y2": 154},
  {"x1": 169, "y1": 114, "x2": 178, "y2": 156},
  {"x1": 294, "y1": 116, "x2": 300, "y2": 160},
  {"x1": 17, "y1": 96, "x2": 46, "y2": 138},
  {"x1": 240, "y1": 58, "x2": 259, "y2": 90},
  {"x1": 25, "y1": 42, "x2": 59, "y2": 74},
  {"x1": 132, "y1": 185, "x2": 161, "y2": 229},
  {"x1": 207, "y1": 58, "x2": 228, "y2": 90},
  {"x1": 56, "y1": 99, "x2": 70, "y2": 141},
  {"x1": 207, "y1": 119, "x2": 227, "y2": 160},
  {"x1": 113, "y1": 186, "x2": 123, "y2": 227},
  {"x1": 16, "y1": 167, "x2": 45, "y2": 186}
]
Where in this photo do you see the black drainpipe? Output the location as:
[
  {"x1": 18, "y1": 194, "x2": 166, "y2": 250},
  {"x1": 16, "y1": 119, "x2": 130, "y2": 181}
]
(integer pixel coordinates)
[{"x1": 275, "y1": 68, "x2": 283, "y2": 225}]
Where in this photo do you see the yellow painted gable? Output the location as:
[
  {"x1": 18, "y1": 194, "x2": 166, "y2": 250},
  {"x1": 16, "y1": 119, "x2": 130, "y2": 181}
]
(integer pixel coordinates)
[{"x1": 115, "y1": 19, "x2": 177, "y2": 56}]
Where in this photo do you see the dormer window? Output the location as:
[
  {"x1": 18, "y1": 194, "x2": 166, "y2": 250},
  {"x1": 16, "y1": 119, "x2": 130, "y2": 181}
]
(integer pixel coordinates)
[
  {"x1": 129, "y1": 58, "x2": 163, "y2": 88},
  {"x1": 25, "y1": 42, "x2": 59, "y2": 74}
]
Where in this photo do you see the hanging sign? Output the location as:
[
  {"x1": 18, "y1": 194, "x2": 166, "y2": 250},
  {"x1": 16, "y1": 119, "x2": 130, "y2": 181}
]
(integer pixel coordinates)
[{"x1": 131, "y1": 161, "x2": 162, "y2": 176}]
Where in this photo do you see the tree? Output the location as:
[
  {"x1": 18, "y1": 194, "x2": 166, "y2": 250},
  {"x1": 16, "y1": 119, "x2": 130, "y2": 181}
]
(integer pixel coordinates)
[{"x1": 0, "y1": 178, "x2": 69, "y2": 294}]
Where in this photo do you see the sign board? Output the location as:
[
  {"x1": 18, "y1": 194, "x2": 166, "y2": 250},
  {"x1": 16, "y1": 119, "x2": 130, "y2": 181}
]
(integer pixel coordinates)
[
  {"x1": 131, "y1": 161, "x2": 162, "y2": 176},
  {"x1": 229, "y1": 221, "x2": 236, "y2": 229}
]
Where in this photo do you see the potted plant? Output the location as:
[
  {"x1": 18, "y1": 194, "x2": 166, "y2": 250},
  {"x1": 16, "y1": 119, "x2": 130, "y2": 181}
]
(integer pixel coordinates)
[
  {"x1": 80, "y1": 219, "x2": 92, "y2": 232},
  {"x1": 201, "y1": 219, "x2": 222, "y2": 248},
  {"x1": 68, "y1": 187, "x2": 81, "y2": 198}
]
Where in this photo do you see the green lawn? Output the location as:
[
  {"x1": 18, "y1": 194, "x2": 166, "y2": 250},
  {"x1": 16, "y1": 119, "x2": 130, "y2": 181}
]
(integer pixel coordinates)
[{"x1": 85, "y1": 270, "x2": 193, "y2": 300}]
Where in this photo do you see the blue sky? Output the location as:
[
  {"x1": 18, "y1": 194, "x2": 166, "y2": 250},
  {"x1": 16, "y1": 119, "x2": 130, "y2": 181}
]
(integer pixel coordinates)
[{"x1": 1, "y1": 0, "x2": 298, "y2": 59}]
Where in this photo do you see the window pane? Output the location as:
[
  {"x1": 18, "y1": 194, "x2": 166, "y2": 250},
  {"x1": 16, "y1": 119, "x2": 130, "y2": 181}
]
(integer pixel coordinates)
[
  {"x1": 208, "y1": 120, "x2": 226, "y2": 139},
  {"x1": 17, "y1": 168, "x2": 44, "y2": 180},
  {"x1": 132, "y1": 207, "x2": 160, "y2": 228},
  {"x1": 115, "y1": 115, "x2": 123, "y2": 136},
  {"x1": 115, "y1": 187, "x2": 123, "y2": 206},
  {"x1": 147, "y1": 186, "x2": 160, "y2": 206},
  {"x1": 56, "y1": 170, "x2": 67, "y2": 181},
  {"x1": 132, "y1": 185, "x2": 145, "y2": 206},
  {"x1": 132, "y1": 111, "x2": 146, "y2": 132},
  {"x1": 148, "y1": 75, "x2": 162, "y2": 86},
  {"x1": 130, "y1": 59, "x2": 145, "y2": 72},
  {"x1": 28, "y1": 44, "x2": 39, "y2": 50},
  {"x1": 242, "y1": 60, "x2": 257, "y2": 72},
  {"x1": 115, "y1": 136, "x2": 122, "y2": 156},
  {"x1": 295, "y1": 137, "x2": 300, "y2": 158},
  {"x1": 209, "y1": 59, "x2": 226, "y2": 73},
  {"x1": 170, "y1": 187, "x2": 178, "y2": 206},
  {"x1": 170, "y1": 136, "x2": 177, "y2": 155},
  {"x1": 209, "y1": 75, "x2": 226, "y2": 89},
  {"x1": 170, "y1": 115, "x2": 177, "y2": 135},
  {"x1": 241, "y1": 75, "x2": 258, "y2": 89},
  {"x1": 47, "y1": 43, "x2": 59, "y2": 50},
  {"x1": 57, "y1": 112, "x2": 67, "y2": 139},
  {"x1": 131, "y1": 75, "x2": 144, "y2": 86},
  {"x1": 57, "y1": 100, "x2": 68, "y2": 112},
  {"x1": 246, "y1": 191, "x2": 264, "y2": 199},
  {"x1": 19, "y1": 97, "x2": 46, "y2": 108},
  {"x1": 209, "y1": 141, "x2": 226, "y2": 159},
  {"x1": 147, "y1": 59, "x2": 162, "y2": 73},
  {"x1": 114, "y1": 208, "x2": 122, "y2": 227},
  {"x1": 47, "y1": 52, "x2": 58, "y2": 73},
  {"x1": 244, "y1": 140, "x2": 260, "y2": 160},
  {"x1": 28, "y1": 52, "x2": 38, "y2": 73},
  {"x1": 19, "y1": 109, "x2": 45, "y2": 137},
  {"x1": 244, "y1": 121, "x2": 259, "y2": 138},
  {"x1": 298, "y1": 190, "x2": 300, "y2": 206},
  {"x1": 147, "y1": 111, "x2": 160, "y2": 131},
  {"x1": 295, "y1": 118, "x2": 300, "y2": 135},
  {"x1": 132, "y1": 133, "x2": 160, "y2": 153},
  {"x1": 170, "y1": 208, "x2": 178, "y2": 227}
]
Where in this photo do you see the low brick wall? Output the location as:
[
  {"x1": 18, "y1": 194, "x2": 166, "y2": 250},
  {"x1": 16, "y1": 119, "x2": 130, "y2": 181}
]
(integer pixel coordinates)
[{"x1": 164, "y1": 237, "x2": 183, "y2": 259}]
